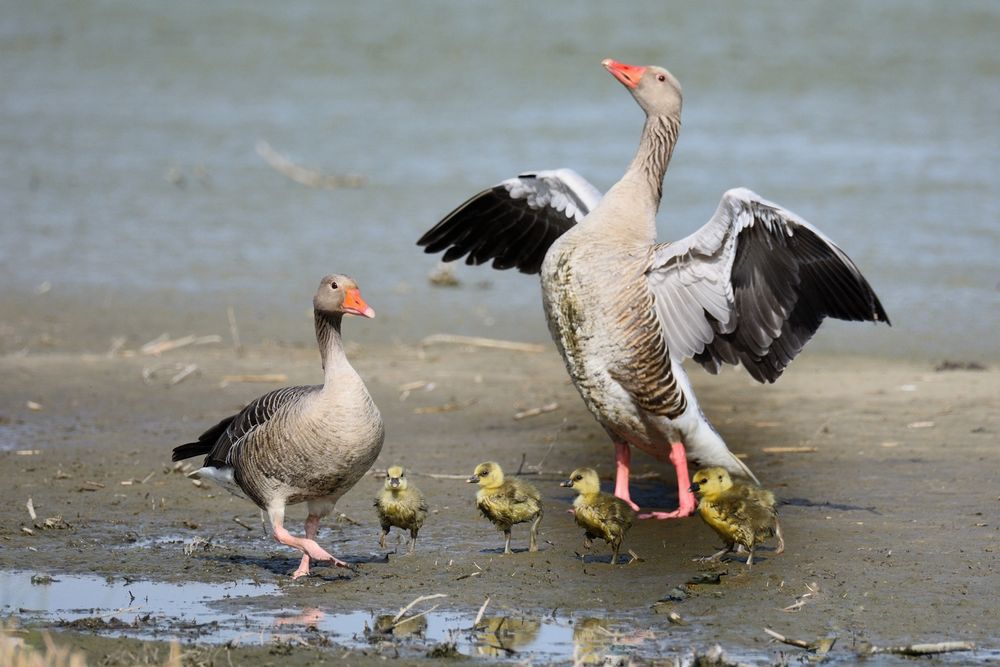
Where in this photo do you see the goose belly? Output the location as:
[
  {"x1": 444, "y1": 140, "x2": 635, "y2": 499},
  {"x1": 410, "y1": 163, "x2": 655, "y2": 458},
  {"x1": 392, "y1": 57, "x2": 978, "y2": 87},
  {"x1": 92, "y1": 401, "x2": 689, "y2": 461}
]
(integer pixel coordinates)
[
  {"x1": 541, "y1": 246, "x2": 684, "y2": 452},
  {"x1": 243, "y1": 402, "x2": 385, "y2": 507}
]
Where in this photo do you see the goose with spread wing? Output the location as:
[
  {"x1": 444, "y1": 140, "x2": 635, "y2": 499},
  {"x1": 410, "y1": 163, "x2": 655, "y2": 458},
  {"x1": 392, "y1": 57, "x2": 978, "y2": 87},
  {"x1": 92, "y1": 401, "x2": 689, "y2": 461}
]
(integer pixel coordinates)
[{"x1": 418, "y1": 59, "x2": 888, "y2": 518}]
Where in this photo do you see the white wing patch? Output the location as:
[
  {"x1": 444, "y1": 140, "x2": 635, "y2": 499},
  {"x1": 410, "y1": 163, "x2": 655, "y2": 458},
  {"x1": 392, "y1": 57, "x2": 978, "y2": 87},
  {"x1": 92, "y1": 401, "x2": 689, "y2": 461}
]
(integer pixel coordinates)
[{"x1": 502, "y1": 169, "x2": 602, "y2": 223}]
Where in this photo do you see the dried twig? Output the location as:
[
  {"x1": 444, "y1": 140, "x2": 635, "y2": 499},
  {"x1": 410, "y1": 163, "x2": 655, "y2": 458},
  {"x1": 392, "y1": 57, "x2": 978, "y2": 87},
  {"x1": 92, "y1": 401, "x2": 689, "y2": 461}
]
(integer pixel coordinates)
[
  {"x1": 26, "y1": 498, "x2": 36, "y2": 521},
  {"x1": 761, "y1": 446, "x2": 817, "y2": 454},
  {"x1": 513, "y1": 402, "x2": 559, "y2": 420},
  {"x1": 107, "y1": 336, "x2": 127, "y2": 357},
  {"x1": 391, "y1": 593, "x2": 447, "y2": 624},
  {"x1": 764, "y1": 628, "x2": 836, "y2": 654},
  {"x1": 256, "y1": 140, "x2": 365, "y2": 189},
  {"x1": 420, "y1": 334, "x2": 545, "y2": 353},
  {"x1": 233, "y1": 516, "x2": 254, "y2": 531},
  {"x1": 412, "y1": 401, "x2": 474, "y2": 415},
  {"x1": 419, "y1": 472, "x2": 471, "y2": 480},
  {"x1": 473, "y1": 597, "x2": 491, "y2": 628},
  {"x1": 220, "y1": 374, "x2": 288, "y2": 387},
  {"x1": 781, "y1": 582, "x2": 819, "y2": 612},
  {"x1": 170, "y1": 363, "x2": 199, "y2": 385},
  {"x1": 861, "y1": 641, "x2": 974, "y2": 656}
]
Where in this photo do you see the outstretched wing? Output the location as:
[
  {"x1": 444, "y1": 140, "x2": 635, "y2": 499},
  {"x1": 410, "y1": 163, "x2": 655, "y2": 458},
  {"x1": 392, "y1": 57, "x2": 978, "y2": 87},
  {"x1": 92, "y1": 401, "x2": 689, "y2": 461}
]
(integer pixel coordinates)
[
  {"x1": 647, "y1": 188, "x2": 889, "y2": 383},
  {"x1": 417, "y1": 169, "x2": 602, "y2": 274},
  {"x1": 172, "y1": 385, "x2": 319, "y2": 467}
]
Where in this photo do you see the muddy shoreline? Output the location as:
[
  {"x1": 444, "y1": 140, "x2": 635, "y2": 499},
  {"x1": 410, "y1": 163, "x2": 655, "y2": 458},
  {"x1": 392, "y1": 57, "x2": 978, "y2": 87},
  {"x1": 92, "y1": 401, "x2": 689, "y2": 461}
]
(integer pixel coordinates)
[{"x1": 1, "y1": 341, "x2": 998, "y2": 664}]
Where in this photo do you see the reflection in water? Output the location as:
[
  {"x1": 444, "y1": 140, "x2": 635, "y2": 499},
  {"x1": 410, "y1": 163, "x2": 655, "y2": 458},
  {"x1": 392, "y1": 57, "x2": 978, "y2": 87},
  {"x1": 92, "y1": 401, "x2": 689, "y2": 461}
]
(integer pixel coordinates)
[
  {"x1": 573, "y1": 617, "x2": 656, "y2": 665},
  {"x1": 273, "y1": 608, "x2": 325, "y2": 629},
  {"x1": 472, "y1": 616, "x2": 541, "y2": 657},
  {"x1": 373, "y1": 613, "x2": 428, "y2": 639}
]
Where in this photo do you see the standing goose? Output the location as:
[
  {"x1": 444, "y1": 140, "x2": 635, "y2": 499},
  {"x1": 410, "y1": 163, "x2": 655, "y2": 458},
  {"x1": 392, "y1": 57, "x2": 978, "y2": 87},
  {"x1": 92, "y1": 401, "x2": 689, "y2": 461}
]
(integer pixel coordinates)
[
  {"x1": 418, "y1": 59, "x2": 888, "y2": 518},
  {"x1": 172, "y1": 274, "x2": 384, "y2": 577}
]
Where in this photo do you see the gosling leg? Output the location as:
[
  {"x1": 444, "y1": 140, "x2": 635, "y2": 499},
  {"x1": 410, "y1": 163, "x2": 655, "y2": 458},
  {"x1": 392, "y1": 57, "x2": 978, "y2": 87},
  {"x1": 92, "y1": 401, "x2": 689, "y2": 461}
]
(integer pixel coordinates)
[
  {"x1": 529, "y1": 513, "x2": 542, "y2": 552},
  {"x1": 774, "y1": 518, "x2": 785, "y2": 555},
  {"x1": 503, "y1": 530, "x2": 512, "y2": 554},
  {"x1": 379, "y1": 526, "x2": 389, "y2": 550},
  {"x1": 408, "y1": 527, "x2": 419, "y2": 554},
  {"x1": 694, "y1": 546, "x2": 731, "y2": 563}
]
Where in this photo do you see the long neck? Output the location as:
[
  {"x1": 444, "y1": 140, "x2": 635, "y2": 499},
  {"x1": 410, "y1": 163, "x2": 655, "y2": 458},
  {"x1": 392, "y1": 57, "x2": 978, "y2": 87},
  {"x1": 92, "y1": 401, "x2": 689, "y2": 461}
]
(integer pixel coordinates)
[
  {"x1": 586, "y1": 113, "x2": 680, "y2": 243},
  {"x1": 623, "y1": 113, "x2": 680, "y2": 208},
  {"x1": 315, "y1": 311, "x2": 347, "y2": 385}
]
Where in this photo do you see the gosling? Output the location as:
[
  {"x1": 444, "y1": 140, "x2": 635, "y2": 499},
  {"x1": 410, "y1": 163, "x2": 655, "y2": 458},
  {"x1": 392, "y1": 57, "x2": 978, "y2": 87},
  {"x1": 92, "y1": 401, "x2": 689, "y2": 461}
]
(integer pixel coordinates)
[
  {"x1": 561, "y1": 467, "x2": 635, "y2": 564},
  {"x1": 467, "y1": 461, "x2": 543, "y2": 553},
  {"x1": 374, "y1": 465, "x2": 427, "y2": 553},
  {"x1": 690, "y1": 467, "x2": 785, "y2": 567}
]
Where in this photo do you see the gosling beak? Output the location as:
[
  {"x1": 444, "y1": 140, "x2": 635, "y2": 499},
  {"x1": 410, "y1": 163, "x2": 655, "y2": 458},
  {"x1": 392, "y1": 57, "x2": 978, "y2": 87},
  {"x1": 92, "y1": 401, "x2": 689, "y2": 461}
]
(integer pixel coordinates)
[
  {"x1": 389, "y1": 478, "x2": 400, "y2": 489},
  {"x1": 559, "y1": 479, "x2": 573, "y2": 488},
  {"x1": 689, "y1": 482, "x2": 700, "y2": 493},
  {"x1": 466, "y1": 475, "x2": 478, "y2": 484}
]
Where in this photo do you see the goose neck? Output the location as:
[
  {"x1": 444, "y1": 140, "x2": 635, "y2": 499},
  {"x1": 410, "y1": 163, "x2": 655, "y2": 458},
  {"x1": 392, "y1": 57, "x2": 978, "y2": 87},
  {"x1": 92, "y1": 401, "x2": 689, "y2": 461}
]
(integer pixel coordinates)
[
  {"x1": 315, "y1": 311, "x2": 348, "y2": 383},
  {"x1": 623, "y1": 114, "x2": 680, "y2": 209}
]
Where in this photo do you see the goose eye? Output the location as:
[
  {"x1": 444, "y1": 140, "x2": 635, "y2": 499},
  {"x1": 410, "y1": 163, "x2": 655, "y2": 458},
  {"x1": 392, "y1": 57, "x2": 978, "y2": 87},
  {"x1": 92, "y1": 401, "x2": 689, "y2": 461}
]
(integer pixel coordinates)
[
  {"x1": 657, "y1": 74, "x2": 666, "y2": 82},
  {"x1": 330, "y1": 281, "x2": 338, "y2": 290}
]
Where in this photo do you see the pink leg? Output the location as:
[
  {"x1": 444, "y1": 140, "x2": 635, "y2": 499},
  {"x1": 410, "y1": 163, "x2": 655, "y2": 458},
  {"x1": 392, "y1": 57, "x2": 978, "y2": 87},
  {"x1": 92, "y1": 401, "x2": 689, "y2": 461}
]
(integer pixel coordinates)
[
  {"x1": 639, "y1": 442, "x2": 698, "y2": 520},
  {"x1": 268, "y1": 508, "x2": 348, "y2": 579},
  {"x1": 613, "y1": 442, "x2": 641, "y2": 512},
  {"x1": 292, "y1": 513, "x2": 322, "y2": 579}
]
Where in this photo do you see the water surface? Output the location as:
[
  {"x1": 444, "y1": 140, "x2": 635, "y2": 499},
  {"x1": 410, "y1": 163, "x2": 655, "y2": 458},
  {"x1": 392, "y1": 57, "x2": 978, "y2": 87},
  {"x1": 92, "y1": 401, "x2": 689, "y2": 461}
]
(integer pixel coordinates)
[{"x1": 1, "y1": 1, "x2": 997, "y2": 359}]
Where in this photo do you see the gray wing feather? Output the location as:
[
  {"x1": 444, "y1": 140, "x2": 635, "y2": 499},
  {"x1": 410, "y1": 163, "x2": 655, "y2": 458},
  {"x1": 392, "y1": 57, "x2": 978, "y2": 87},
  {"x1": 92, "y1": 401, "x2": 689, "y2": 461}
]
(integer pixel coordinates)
[
  {"x1": 203, "y1": 385, "x2": 319, "y2": 468},
  {"x1": 647, "y1": 188, "x2": 889, "y2": 383}
]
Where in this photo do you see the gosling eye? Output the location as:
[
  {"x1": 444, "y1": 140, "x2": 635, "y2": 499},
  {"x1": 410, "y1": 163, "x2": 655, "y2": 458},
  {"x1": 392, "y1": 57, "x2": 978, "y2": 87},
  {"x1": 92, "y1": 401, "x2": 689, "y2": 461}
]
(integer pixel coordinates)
[
  {"x1": 717, "y1": 475, "x2": 723, "y2": 482},
  {"x1": 479, "y1": 471, "x2": 487, "y2": 477},
  {"x1": 574, "y1": 474, "x2": 583, "y2": 481}
]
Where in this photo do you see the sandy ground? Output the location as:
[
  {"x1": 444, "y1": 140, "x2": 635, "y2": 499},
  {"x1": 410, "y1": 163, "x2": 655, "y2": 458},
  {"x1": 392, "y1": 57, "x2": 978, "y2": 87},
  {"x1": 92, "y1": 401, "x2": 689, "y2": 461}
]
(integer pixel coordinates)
[{"x1": 1, "y1": 339, "x2": 998, "y2": 665}]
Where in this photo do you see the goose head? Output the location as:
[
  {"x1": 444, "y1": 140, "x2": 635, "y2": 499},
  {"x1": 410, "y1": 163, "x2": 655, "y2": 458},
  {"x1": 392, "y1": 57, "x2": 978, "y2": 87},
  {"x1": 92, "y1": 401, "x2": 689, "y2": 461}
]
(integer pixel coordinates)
[
  {"x1": 602, "y1": 58, "x2": 682, "y2": 119},
  {"x1": 314, "y1": 274, "x2": 375, "y2": 319}
]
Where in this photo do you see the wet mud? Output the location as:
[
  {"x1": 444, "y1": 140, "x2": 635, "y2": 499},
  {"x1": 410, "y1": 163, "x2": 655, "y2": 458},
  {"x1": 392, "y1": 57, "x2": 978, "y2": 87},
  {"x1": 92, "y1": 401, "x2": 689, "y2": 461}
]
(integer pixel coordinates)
[{"x1": 1, "y1": 343, "x2": 998, "y2": 664}]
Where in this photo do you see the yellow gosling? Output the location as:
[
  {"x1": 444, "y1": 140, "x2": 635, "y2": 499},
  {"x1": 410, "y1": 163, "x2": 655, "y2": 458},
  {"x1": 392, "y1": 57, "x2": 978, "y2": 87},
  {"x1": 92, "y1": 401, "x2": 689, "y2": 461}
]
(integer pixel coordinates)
[
  {"x1": 374, "y1": 465, "x2": 427, "y2": 553},
  {"x1": 690, "y1": 466, "x2": 784, "y2": 567},
  {"x1": 467, "y1": 461, "x2": 543, "y2": 553},
  {"x1": 561, "y1": 467, "x2": 635, "y2": 564}
]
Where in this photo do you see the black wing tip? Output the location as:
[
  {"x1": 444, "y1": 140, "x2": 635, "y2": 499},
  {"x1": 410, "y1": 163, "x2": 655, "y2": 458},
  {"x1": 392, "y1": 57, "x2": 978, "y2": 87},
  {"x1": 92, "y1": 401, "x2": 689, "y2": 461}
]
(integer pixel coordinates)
[{"x1": 171, "y1": 441, "x2": 208, "y2": 462}]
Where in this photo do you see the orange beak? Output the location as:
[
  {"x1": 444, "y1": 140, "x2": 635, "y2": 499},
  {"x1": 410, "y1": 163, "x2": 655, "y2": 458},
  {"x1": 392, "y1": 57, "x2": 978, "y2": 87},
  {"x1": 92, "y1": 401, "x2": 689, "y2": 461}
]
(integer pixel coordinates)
[
  {"x1": 602, "y1": 58, "x2": 646, "y2": 89},
  {"x1": 342, "y1": 288, "x2": 375, "y2": 318}
]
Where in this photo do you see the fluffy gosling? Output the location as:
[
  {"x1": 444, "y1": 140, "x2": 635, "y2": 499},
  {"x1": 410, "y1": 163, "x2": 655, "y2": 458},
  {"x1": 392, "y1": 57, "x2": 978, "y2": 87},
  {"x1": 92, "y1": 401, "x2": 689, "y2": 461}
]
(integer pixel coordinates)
[
  {"x1": 467, "y1": 461, "x2": 543, "y2": 553},
  {"x1": 374, "y1": 465, "x2": 427, "y2": 553},
  {"x1": 690, "y1": 466, "x2": 785, "y2": 567},
  {"x1": 561, "y1": 467, "x2": 635, "y2": 564}
]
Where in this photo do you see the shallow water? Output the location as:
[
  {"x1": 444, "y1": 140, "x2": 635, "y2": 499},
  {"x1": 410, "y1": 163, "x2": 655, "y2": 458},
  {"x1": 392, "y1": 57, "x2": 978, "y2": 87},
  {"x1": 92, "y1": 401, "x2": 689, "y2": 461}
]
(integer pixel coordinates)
[
  {"x1": 0, "y1": 570, "x2": 705, "y2": 662},
  {"x1": 3, "y1": 569, "x2": 993, "y2": 664},
  {"x1": 1, "y1": 1, "x2": 997, "y2": 359}
]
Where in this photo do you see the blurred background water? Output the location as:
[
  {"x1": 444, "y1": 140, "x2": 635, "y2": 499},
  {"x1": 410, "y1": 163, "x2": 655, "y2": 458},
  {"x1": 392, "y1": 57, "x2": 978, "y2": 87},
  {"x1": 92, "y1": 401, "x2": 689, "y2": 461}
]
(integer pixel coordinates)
[{"x1": 1, "y1": 0, "x2": 997, "y2": 358}]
